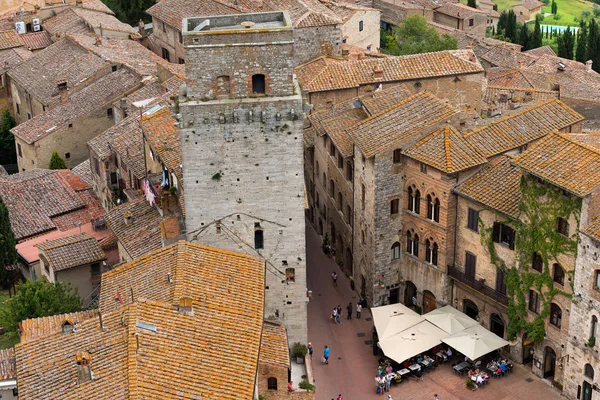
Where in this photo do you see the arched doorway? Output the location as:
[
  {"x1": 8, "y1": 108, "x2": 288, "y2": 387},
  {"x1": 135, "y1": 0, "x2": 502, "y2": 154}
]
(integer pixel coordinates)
[
  {"x1": 404, "y1": 281, "x2": 417, "y2": 309},
  {"x1": 583, "y1": 363, "x2": 594, "y2": 400},
  {"x1": 522, "y1": 333, "x2": 534, "y2": 364},
  {"x1": 345, "y1": 247, "x2": 353, "y2": 275},
  {"x1": 422, "y1": 290, "x2": 436, "y2": 314},
  {"x1": 318, "y1": 218, "x2": 323, "y2": 235},
  {"x1": 543, "y1": 347, "x2": 556, "y2": 379},
  {"x1": 463, "y1": 299, "x2": 479, "y2": 321},
  {"x1": 490, "y1": 313, "x2": 505, "y2": 338}
]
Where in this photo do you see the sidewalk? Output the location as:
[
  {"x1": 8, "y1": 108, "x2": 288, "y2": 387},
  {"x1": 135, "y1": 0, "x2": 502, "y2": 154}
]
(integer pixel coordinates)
[{"x1": 305, "y1": 223, "x2": 566, "y2": 400}]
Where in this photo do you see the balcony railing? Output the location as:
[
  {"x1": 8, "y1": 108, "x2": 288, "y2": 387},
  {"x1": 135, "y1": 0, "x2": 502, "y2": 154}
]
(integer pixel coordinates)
[{"x1": 447, "y1": 265, "x2": 509, "y2": 306}]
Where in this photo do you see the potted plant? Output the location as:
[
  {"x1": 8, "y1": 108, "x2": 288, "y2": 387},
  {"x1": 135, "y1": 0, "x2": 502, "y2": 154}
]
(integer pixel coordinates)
[
  {"x1": 588, "y1": 337, "x2": 596, "y2": 347},
  {"x1": 466, "y1": 379, "x2": 476, "y2": 391},
  {"x1": 293, "y1": 342, "x2": 308, "y2": 364},
  {"x1": 298, "y1": 380, "x2": 315, "y2": 392}
]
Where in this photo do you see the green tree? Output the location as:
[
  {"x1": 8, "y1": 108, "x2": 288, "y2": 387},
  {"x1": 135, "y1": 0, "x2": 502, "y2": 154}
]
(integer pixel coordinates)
[
  {"x1": 519, "y1": 23, "x2": 530, "y2": 50},
  {"x1": 532, "y1": 19, "x2": 543, "y2": 49},
  {"x1": 383, "y1": 16, "x2": 457, "y2": 56},
  {"x1": 100, "y1": 0, "x2": 154, "y2": 26},
  {"x1": 505, "y1": 10, "x2": 518, "y2": 43},
  {"x1": 589, "y1": 19, "x2": 600, "y2": 72},
  {"x1": 467, "y1": 0, "x2": 477, "y2": 8},
  {"x1": 557, "y1": 27, "x2": 574, "y2": 59},
  {"x1": 0, "y1": 110, "x2": 16, "y2": 166},
  {"x1": 551, "y1": 0, "x2": 558, "y2": 14},
  {"x1": 49, "y1": 151, "x2": 67, "y2": 170},
  {"x1": 0, "y1": 196, "x2": 17, "y2": 290},
  {"x1": 576, "y1": 20, "x2": 588, "y2": 63},
  {"x1": 497, "y1": 10, "x2": 508, "y2": 35},
  {"x1": 0, "y1": 280, "x2": 81, "y2": 333}
]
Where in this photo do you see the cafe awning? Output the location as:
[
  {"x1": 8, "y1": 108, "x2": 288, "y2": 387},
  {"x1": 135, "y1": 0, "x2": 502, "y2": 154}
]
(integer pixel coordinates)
[
  {"x1": 371, "y1": 303, "x2": 423, "y2": 340},
  {"x1": 442, "y1": 324, "x2": 509, "y2": 360},
  {"x1": 378, "y1": 321, "x2": 448, "y2": 364},
  {"x1": 423, "y1": 305, "x2": 479, "y2": 335}
]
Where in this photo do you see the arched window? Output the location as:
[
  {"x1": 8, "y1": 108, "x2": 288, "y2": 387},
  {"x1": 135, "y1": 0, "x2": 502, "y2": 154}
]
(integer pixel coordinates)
[
  {"x1": 585, "y1": 364, "x2": 594, "y2": 379},
  {"x1": 591, "y1": 316, "x2": 598, "y2": 339},
  {"x1": 254, "y1": 229, "x2": 264, "y2": 249},
  {"x1": 550, "y1": 303, "x2": 562, "y2": 328},
  {"x1": 267, "y1": 377, "x2": 277, "y2": 390},
  {"x1": 337, "y1": 192, "x2": 342, "y2": 210},
  {"x1": 426, "y1": 197, "x2": 440, "y2": 222},
  {"x1": 407, "y1": 186, "x2": 420, "y2": 214},
  {"x1": 329, "y1": 180, "x2": 335, "y2": 197},
  {"x1": 391, "y1": 242, "x2": 400, "y2": 260},
  {"x1": 252, "y1": 74, "x2": 265, "y2": 94},
  {"x1": 215, "y1": 75, "x2": 230, "y2": 98},
  {"x1": 286, "y1": 268, "x2": 295, "y2": 282},
  {"x1": 425, "y1": 239, "x2": 438, "y2": 266},
  {"x1": 322, "y1": 172, "x2": 326, "y2": 184},
  {"x1": 406, "y1": 232, "x2": 419, "y2": 257},
  {"x1": 552, "y1": 263, "x2": 564, "y2": 286},
  {"x1": 346, "y1": 205, "x2": 352, "y2": 225},
  {"x1": 315, "y1": 161, "x2": 320, "y2": 176},
  {"x1": 406, "y1": 231, "x2": 412, "y2": 255},
  {"x1": 531, "y1": 252, "x2": 543, "y2": 272},
  {"x1": 413, "y1": 234, "x2": 419, "y2": 257},
  {"x1": 390, "y1": 199, "x2": 399, "y2": 215}
]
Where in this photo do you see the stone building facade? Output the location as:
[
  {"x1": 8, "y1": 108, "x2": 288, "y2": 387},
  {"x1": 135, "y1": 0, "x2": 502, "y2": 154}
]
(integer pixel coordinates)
[{"x1": 179, "y1": 12, "x2": 307, "y2": 346}]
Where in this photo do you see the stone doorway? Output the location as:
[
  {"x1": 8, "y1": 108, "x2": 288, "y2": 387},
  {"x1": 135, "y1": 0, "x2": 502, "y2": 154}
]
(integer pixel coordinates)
[
  {"x1": 422, "y1": 290, "x2": 436, "y2": 314},
  {"x1": 389, "y1": 288, "x2": 400, "y2": 304},
  {"x1": 543, "y1": 347, "x2": 556, "y2": 380},
  {"x1": 522, "y1": 333, "x2": 534, "y2": 364},
  {"x1": 463, "y1": 299, "x2": 479, "y2": 321},
  {"x1": 404, "y1": 281, "x2": 417, "y2": 308},
  {"x1": 490, "y1": 313, "x2": 505, "y2": 338}
]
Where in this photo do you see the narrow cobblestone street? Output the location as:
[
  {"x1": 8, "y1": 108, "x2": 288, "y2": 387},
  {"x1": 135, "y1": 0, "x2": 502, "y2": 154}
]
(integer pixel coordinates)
[{"x1": 305, "y1": 223, "x2": 566, "y2": 400}]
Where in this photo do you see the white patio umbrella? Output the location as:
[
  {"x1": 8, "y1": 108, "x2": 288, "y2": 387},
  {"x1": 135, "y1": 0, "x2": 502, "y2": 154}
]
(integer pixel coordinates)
[
  {"x1": 423, "y1": 305, "x2": 479, "y2": 335},
  {"x1": 371, "y1": 303, "x2": 423, "y2": 340},
  {"x1": 442, "y1": 324, "x2": 509, "y2": 360},
  {"x1": 378, "y1": 320, "x2": 448, "y2": 364}
]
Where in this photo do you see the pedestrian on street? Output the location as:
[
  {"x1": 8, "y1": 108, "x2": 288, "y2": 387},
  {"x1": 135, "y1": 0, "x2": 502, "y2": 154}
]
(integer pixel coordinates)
[
  {"x1": 336, "y1": 395, "x2": 343, "y2": 400},
  {"x1": 332, "y1": 272, "x2": 338, "y2": 287},
  {"x1": 347, "y1": 302, "x2": 352, "y2": 320},
  {"x1": 323, "y1": 345, "x2": 330, "y2": 364},
  {"x1": 308, "y1": 342, "x2": 313, "y2": 359},
  {"x1": 387, "y1": 395, "x2": 393, "y2": 400},
  {"x1": 356, "y1": 303, "x2": 362, "y2": 319},
  {"x1": 385, "y1": 375, "x2": 391, "y2": 392},
  {"x1": 374, "y1": 376, "x2": 381, "y2": 394},
  {"x1": 332, "y1": 307, "x2": 338, "y2": 324},
  {"x1": 434, "y1": 394, "x2": 439, "y2": 400},
  {"x1": 336, "y1": 305, "x2": 342, "y2": 324}
]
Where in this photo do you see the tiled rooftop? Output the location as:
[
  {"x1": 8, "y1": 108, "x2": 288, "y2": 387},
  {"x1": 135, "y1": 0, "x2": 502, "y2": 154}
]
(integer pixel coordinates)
[
  {"x1": 484, "y1": 86, "x2": 559, "y2": 104},
  {"x1": 477, "y1": 46, "x2": 537, "y2": 69},
  {"x1": 403, "y1": 125, "x2": 488, "y2": 173},
  {"x1": 71, "y1": 159, "x2": 93, "y2": 185},
  {"x1": 514, "y1": 0, "x2": 544, "y2": 9},
  {"x1": 0, "y1": 348, "x2": 15, "y2": 381},
  {"x1": 523, "y1": 45, "x2": 556, "y2": 57},
  {"x1": 7, "y1": 37, "x2": 105, "y2": 106},
  {"x1": 464, "y1": 99, "x2": 583, "y2": 157},
  {"x1": 36, "y1": 232, "x2": 105, "y2": 272},
  {"x1": 296, "y1": 50, "x2": 483, "y2": 92},
  {"x1": 512, "y1": 132, "x2": 600, "y2": 197},
  {"x1": 71, "y1": 7, "x2": 139, "y2": 37},
  {"x1": 350, "y1": 91, "x2": 456, "y2": 158},
  {"x1": 486, "y1": 68, "x2": 554, "y2": 91},
  {"x1": 0, "y1": 169, "x2": 88, "y2": 241},
  {"x1": 0, "y1": 46, "x2": 33, "y2": 74},
  {"x1": 434, "y1": 2, "x2": 486, "y2": 18},
  {"x1": 260, "y1": 321, "x2": 290, "y2": 368},
  {"x1": 568, "y1": 132, "x2": 600, "y2": 151},
  {"x1": 104, "y1": 197, "x2": 163, "y2": 260},
  {"x1": 20, "y1": 310, "x2": 98, "y2": 343},
  {"x1": 11, "y1": 68, "x2": 141, "y2": 144},
  {"x1": 42, "y1": 8, "x2": 93, "y2": 37},
  {"x1": 0, "y1": 29, "x2": 22, "y2": 50},
  {"x1": 454, "y1": 155, "x2": 522, "y2": 217},
  {"x1": 141, "y1": 107, "x2": 182, "y2": 183},
  {"x1": 582, "y1": 214, "x2": 600, "y2": 242},
  {"x1": 107, "y1": 115, "x2": 147, "y2": 179},
  {"x1": 19, "y1": 31, "x2": 53, "y2": 51}
]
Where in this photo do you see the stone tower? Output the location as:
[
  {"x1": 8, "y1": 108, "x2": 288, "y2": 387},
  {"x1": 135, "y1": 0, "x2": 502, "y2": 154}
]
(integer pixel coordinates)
[{"x1": 178, "y1": 11, "x2": 307, "y2": 345}]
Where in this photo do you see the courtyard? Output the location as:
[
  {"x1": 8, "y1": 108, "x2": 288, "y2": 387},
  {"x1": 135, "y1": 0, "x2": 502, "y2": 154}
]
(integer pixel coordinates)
[{"x1": 305, "y1": 224, "x2": 566, "y2": 400}]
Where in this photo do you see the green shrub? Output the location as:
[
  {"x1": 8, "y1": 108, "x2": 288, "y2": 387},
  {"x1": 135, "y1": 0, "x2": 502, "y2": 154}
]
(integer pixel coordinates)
[
  {"x1": 292, "y1": 342, "x2": 308, "y2": 358},
  {"x1": 299, "y1": 380, "x2": 315, "y2": 392},
  {"x1": 466, "y1": 379, "x2": 475, "y2": 389}
]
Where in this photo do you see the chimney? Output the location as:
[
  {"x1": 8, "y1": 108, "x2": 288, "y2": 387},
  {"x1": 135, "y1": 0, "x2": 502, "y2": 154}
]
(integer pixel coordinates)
[
  {"x1": 61, "y1": 320, "x2": 74, "y2": 334},
  {"x1": 123, "y1": 211, "x2": 133, "y2": 226},
  {"x1": 94, "y1": 36, "x2": 102, "y2": 46},
  {"x1": 586, "y1": 60, "x2": 593, "y2": 72},
  {"x1": 57, "y1": 79, "x2": 68, "y2": 102},
  {"x1": 342, "y1": 47, "x2": 349, "y2": 57},
  {"x1": 138, "y1": 19, "x2": 145, "y2": 37},
  {"x1": 178, "y1": 297, "x2": 193, "y2": 315},
  {"x1": 373, "y1": 64, "x2": 383, "y2": 80},
  {"x1": 75, "y1": 352, "x2": 93, "y2": 383}
]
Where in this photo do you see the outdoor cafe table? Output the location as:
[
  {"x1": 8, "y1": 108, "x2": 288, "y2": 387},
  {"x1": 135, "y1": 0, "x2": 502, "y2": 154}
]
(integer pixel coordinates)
[
  {"x1": 436, "y1": 351, "x2": 446, "y2": 359},
  {"x1": 420, "y1": 359, "x2": 432, "y2": 367},
  {"x1": 408, "y1": 364, "x2": 421, "y2": 372},
  {"x1": 453, "y1": 361, "x2": 470, "y2": 374},
  {"x1": 398, "y1": 368, "x2": 411, "y2": 377}
]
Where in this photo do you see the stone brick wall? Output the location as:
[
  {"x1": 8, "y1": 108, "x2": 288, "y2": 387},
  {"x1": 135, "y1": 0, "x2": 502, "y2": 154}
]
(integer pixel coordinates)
[
  {"x1": 341, "y1": 10, "x2": 381, "y2": 50},
  {"x1": 150, "y1": 18, "x2": 185, "y2": 63},
  {"x1": 293, "y1": 25, "x2": 342, "y2": 66},
  {"x1": 433, "y1": 12, "x2": 487, "y2": 36},
  {"x1": 373, "y1": 0, "x2": 433, "y2": 26}
]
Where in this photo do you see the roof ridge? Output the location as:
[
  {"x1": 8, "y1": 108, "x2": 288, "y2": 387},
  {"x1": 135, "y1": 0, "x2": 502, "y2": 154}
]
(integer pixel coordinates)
[
  {"x1": 486, "y1": 85, "x2": 557, "y2": 94},
  {"x1": 558, "y1": 132, "x2": 600, "y2": 156},
  {"x1": 37, "y1": 232, "x2": 93, "y2": 250},
  {"x1": 350, "y1": 91, "x2": 434, "y2": 130},
  {"x1": 444, "y1": 126, "x2": 453, "y2": 172}
]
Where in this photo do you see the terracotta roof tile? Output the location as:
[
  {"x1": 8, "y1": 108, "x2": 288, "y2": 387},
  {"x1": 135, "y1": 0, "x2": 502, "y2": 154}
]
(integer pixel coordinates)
[
  {"x1": 514, "y1": 0, "x2": 544, "y2": 9},
  {"x1": 147, "y1": 0, "x2": 237, "y2": 30},
  {"x1": 42, "y1": 8, "x2": 94, "y2": 37},
  {"x1": 454, "y1": 155, "x2": 522, "y2": 217},
  {"x1": 360, "y1": 86, "x2": 413, "y2": 113},
  {"x1": 404, "y1": 125, "x2": 488, "y2": 173},
  {"x1": 19, "y1": 31, "x2": 52, "y2": 50},
  {"x1": 464, "y1": 99, "x2": 583, "y2": 157},
  {"x1": 0, "y1": 169, "x2": 88, "y2": 241},
  {"x1": 582, "y1": 214, "x2": 600, "y2": 241},
  {"x1": 107, "y1": 116, "x2": 147, "y2": 179},
  {"x1": 0, "y1": 348, "x2": 15, "y2": 380},
  {"x1": 477, "y1": 46, "x2": 537, "y2": 69},
  {"x1": 297, "y1": 50, "x2": 483, "y2": 92},
  {"x1": 11, "y1": 68, "x2": 141, "y2": 144},
  {"x1": 20, "y1": 310, "x2": 99, "y2": 343},
  {"x1": 71, "y1": 159, "x2": 93, "y2": 186},
  {"x1": 260, "y1": 321, "x2": 290, "y2": 368},
  {"x1": 525, "y1": 53, "x2": 586, "y2": 74},
  {"x1": 78, "y1": 0, "x2": 116, "y2": 15},
  {"x1": 71, "y1": 8, "x2": 139, "y2": 37},
  {"x1": 512, "y1": 132, "x2": 600, "y2": 197},
  {"x1": 568, "y1": 132, "x2": 600, "y2": 151},
  {"x1": 350, "y1": 92, "x2": 456, "y2": 158},
  {"x1": 36, "y1": 232, "x2": 105, "y2": 272},
  {"x1": 0, "y1": 46, "x2": 33, "y2": 74},
  {"x1": 141, "y1": 107, "x2": 182, "y2": 183},
  {"x1": 484, "y1": 86, "x2": 559, "y2": 104},
  {"x1": 0, "y1": 29, "x2": 22, "y2": 50},
  {"x1": 7, "y1": 37, "x2": 105, "y2": 106},
  {"x1": 523, "y1": 45, "x2": 556, "y2": 57},
  {"x1": 486, "y1": 68, "x2": 554, "y2": 91},
  {"x1": 434, "y1": 2, "x2": 486, "y2": 18},
  {"x1": 104, "y1": 197, "x2": 163, "y2": 259}
]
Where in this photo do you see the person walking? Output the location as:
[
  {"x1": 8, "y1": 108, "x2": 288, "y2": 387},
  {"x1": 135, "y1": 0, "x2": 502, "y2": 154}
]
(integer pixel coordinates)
[
  {"x1": 332, "y1": 272, "x2": 338, "y2": 287},
  {"x1": 336, "y1": 395, "x2": 343, "y2": 400},
  {"x1": 308, "y1": 342, "x2": 313, "y2": 359},
  {"x1": 346, "y1": 302, "x2": 352, "y2": 320},
  {"x1": 332, "y1": 307, "x2": 338, "y2": 324},
  {"x1": 323, "y1": 345, "x2": 330, "y2": 364},
  {"x1": 356, "y1": 303, "x2": 362, "y2": 319},
  {"x1": 336, "y1": 305, "x2": 342, "y2": 324},
  {"x1": 434, "y1": 394, "x2": 439, "y2": 400}
]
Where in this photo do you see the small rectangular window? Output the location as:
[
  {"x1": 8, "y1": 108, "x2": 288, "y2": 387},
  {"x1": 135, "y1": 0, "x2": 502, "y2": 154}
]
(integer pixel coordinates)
[
  {"x1": 496, "y1": 269, "x2": 506, "y2": 294},
  {"x1": 393, "y1": 149, "x2": 402, "y2": 164},
  {"x1": 111, "y1": 65, "x2": 117, "y2": 72},
  {"x1": 178, "y1": 31, "x2": 183, "y2": 43},
  {"x1": 359, "y1": 20, "x2": 364, "y2": 31},
  {"x1": 107, "y1": 108, "x2": 113, "y2": 117},
  {"x1": 17, "y1": 143, "x2": 22, "y2": 157},
  {"x1": 16, "y1": 103, "x2": 20, "y2": 115},
  {"x1": 492, "y1": 222, "x2": 515, "y2": 250},
  {"x1": 465, "y1": 252, "x2": 476, "y2": 279},
  {"x1": 162, "y1": 22, "x2": 166, "y2": 32},
  {"x1": 529, "y1": 290, "x2": 539, "y2": 313},
  {"x1": 27, "y1": 112, "x2": 31, "y2": 120},
  {"x1": 557, "y1": 217, "x2": 569, "y2": 236},
  {"x1": 338, "y1": 153, "x2": 344, "y2": 169},
  {"x1": 390, "y1": 199, "x2": 399, "y2": 215},
  {"x1": 420, "y1": 163, "x2": 428, "y2": 173},
  {"x1": 330, "y1": 142, "x2": 336, "y2": 157},
  {"x1": 178, "y1": 58, "x2": 185, "y2": 64},
  {"x1": 361, "y1": 184, "x2": 366, "y2": 209},
  {"x1": 467, "y1": 208, "x2": 479, "y2": 232},
  {"x1": 65, "y1": 152, "x2": 70, "y2": 159},
  {"x1": 68, "y1": 123, "x2": 73, "y2": 128},
  {"x1": 469, "y1": 18, "x2": 474, "y2": 26}
]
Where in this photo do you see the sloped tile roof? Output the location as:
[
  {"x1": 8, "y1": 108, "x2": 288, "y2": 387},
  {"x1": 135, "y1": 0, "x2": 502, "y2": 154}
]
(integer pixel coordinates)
[
  {"x1": 20, "y1": 310, "x2": 99, "y2": 343},
  {"x1": 582, "y1": 214, "x2": 600, "y2": 241},
  {"x1": 0, "y1": 46, "x2": 33, "y2": 74},
  {"x1": 260, "y1": 321, "x2": 290, "y2": 368},
  {"x1": 320, "y1": 1, "x2": 379, "y2": 23},
  {"x1": 568, "y1": 132, "x2": 600, "y2": 151},
  {"x1": 71, "y1": 159, "x2": 93, "y2": 185},
  {"x1": 360, "y1": 85, "x2": 413, "y2": 113},
  {"x1": 484, "y1": 86, "x2": 559, "y2": 104},
  {"x1": 36, "y1": 232, "x2": 105, "y2": 271},
  {"x1": 463, "y1": 99, "x2": 583, "y2": 157},
  {"x1": 296, "y1": 50, "x2": 483, "y2": 92},
  {"x1": 477, "y1": 46, "x2": 537, "y2": 69},
  {"x1": 403, "y1": 125, "x2": 487, "y2": 173},
  {"x1": 454, "y1": 155, "x2": 522, "y2": 217},
  {"x1": 486, "y1": 68, "x2": 554, "y2": 91},
  {"x1": 515, "y1": 0, "x2": 544, "y2": 9},
  {"x1": 0, "y1": 348, "x2": 15, "y2": 380},
  {"x1": 525, "y1": 53, "x2": 587, "y2": 74},
  {"x1": 311, "y1": 107, "x2": 365, "y2": 157},
  {"x1": 107, "y1": 115, "x2": 146, "y2": 179},
  {"x1": 147, "y1": 0, "x2": 238, "y2": 30},
  {"x1": 104, "y1": 197, "x2": 163, "y2": 260},
  {"x1": 19, "y1": 31, "x2": 53, "y2": 51},
  {"x1": 0, "y1": 29, "x2": 22, "y2": 50},
  {"x1": 434, "y1": 2, "x2": 486, "y2": 18},
  {"x1": 141, "y1": 107, "x2": 182, "y2": 183},
  {"x1": 7, "y1": 37, "x2": 105, "y2": 106},
  {"x1": 71, "y1": 8, "x2": 139, "y2": 37},
  {"x1": 79, "y1": 0, "x2": 116, "y2": 15},
  {"x1": 42, "y1": 8, "x2": 93, "y2": 37},
  {"x1": 349, "y1": 92, "x2": 456, "y2": 158},
  {"x1": 11, "y1": 68, "x2": 141, "y2": 144},
  {"x1": 523, "y1": 45, "x2": 556, "y2": 57},
  {"x1": 0, "y1": 169, "x2": 88, "y2": 241},
  {"x1": 512, "y1": 132, "x2": 600, "y2": 197}
]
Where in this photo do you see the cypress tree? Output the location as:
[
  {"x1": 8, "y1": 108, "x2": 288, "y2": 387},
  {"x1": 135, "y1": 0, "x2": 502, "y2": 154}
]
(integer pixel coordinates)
[
  {"x1": 505, "y1": 10, "x2": 517, "y2": 43},
  {"x1": 467, "y1": 0, "x2": 477, "y2": 8},
  {"x1": 49, "y1": 151, "x2": 67, "y2": 170},
  {"x1": 497, "y1": 11, "x2": 508, "y2": 35},
  {"x1": 589, "y1": 19, "x2": 600, "y2": 71},
  {"x1": 532, "y1": 19, "x2": 543, "y2": 48},
  {"x1": 0, "y1": 196, "x2": 17, "y2": 290},
  {"x1": 576, "y1": 20, "x2": 588, "y2": 63},
  {"x1": 557, "y1": 27, "x2": 574, "y2": 59},
  {"x1": 551, "y1": 0, "x2": 557, "y2": 15},
  {"x1": 519, "y1": 23, "x2": 530, "y2": 50}
]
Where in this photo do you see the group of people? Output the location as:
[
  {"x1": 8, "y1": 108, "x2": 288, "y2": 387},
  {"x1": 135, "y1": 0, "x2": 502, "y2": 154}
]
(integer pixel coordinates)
[
  {"x1": 330, "y1": 302, "x2": 362, "y2": 323},
  {"x1": 375, "y1": 374, "x2": 393, "y2": 394}
]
